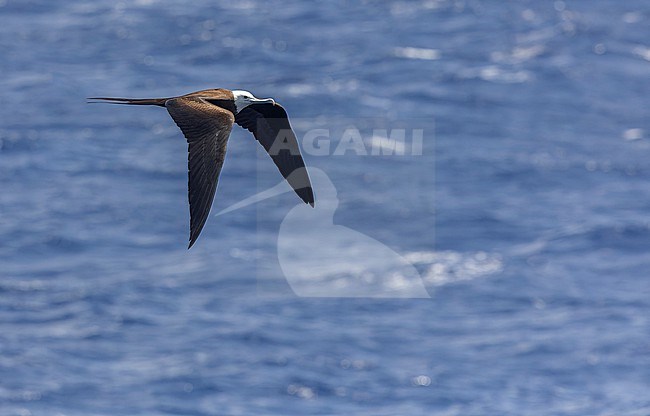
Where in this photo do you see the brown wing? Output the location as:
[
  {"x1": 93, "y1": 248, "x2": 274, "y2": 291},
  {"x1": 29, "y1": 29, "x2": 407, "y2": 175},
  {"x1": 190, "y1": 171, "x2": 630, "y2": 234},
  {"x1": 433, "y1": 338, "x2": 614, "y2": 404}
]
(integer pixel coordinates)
[
  {"x1": 165, "y1": 97, "x2": 235, "y2": 248},
  {"x1": 235, "y1": 103, "x2": 314, "y2": 206}
]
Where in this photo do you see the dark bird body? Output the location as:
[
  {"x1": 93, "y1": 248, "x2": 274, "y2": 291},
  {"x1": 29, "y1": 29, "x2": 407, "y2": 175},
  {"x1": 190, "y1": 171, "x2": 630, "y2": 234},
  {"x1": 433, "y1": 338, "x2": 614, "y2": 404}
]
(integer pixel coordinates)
[{"x1": 89, "y1": 88, "x2": 314, "y2": 248}]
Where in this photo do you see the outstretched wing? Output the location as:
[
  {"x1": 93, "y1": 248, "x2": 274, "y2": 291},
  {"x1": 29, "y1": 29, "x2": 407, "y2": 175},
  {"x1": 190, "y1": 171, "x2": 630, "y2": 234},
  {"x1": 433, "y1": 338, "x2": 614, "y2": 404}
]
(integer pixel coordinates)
[
  {"x1": 165, "y1": 97, "x2": 235, "y2": 248},
  {"x1": 235, "y1": 103, "x2": 315, "y2": 206}
]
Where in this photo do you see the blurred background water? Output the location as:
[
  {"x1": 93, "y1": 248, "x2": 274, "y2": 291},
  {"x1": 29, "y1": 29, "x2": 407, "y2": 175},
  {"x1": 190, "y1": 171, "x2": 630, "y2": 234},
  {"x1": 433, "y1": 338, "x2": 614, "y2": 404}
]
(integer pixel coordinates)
[{"x1": 1, "y1": 0, "x2": 649, "y2": 414}]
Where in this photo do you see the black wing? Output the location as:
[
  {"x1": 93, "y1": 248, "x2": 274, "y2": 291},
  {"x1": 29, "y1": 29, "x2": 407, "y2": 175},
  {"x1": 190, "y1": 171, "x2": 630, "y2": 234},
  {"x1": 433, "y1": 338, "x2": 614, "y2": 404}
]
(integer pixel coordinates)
[
  {"x1": 166, "y1": 97, "x2": 235, "y2": 248},
  {"x1": 235, "y1": 103, "x2": 314, "y2": 206}
]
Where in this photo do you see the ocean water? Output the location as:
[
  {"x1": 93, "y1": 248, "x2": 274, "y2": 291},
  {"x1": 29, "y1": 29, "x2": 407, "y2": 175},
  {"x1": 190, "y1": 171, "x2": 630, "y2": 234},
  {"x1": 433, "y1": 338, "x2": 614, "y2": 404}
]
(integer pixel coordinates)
[{"x1": 1, "y1": 0, "x2": 649, "y2": 414}]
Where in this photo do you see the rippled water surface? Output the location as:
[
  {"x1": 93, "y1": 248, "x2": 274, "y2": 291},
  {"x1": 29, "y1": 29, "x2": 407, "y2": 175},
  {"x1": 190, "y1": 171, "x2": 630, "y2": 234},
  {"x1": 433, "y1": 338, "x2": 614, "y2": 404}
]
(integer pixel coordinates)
[{"x1": 1, "y1": 0, "x2": 649, "y2": 415}]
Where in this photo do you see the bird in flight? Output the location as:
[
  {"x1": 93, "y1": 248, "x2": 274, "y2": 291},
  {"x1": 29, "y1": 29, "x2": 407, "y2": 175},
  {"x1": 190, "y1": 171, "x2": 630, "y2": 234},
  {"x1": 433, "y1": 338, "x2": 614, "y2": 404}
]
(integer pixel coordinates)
[{"x1": 88, "y1": 89, "x2": 315, "y2": 248}]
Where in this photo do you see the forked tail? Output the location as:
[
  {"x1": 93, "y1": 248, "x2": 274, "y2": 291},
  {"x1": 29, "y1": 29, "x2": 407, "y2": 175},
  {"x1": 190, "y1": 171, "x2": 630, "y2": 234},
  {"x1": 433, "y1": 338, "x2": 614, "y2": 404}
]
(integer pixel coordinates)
[{"x1": 86, "y1": 97, "x2": 169, "y2": 106}]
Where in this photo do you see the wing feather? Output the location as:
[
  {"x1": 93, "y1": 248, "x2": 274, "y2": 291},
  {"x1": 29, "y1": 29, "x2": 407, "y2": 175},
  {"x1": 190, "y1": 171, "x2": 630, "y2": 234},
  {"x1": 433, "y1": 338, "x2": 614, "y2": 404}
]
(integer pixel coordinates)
[
  {"x1": 235, "y1": 103, "x2": 314, "y2": 206},
  {"x1": 166, "y1": 97, "x2": 235, "y2": 248}
]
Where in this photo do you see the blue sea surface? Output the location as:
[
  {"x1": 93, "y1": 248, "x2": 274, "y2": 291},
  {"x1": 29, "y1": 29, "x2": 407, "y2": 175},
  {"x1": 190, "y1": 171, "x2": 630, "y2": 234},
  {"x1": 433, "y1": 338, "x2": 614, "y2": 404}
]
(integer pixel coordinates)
[{"x1": 1, "y1": 0, "x2": 649, "y2": 414}]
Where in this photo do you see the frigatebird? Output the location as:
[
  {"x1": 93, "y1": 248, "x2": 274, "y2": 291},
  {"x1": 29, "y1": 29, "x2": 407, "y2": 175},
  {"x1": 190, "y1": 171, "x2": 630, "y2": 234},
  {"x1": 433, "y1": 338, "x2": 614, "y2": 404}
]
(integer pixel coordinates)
[{"x1": 89, "y1": 89, "x2": 314, "y2": 248}]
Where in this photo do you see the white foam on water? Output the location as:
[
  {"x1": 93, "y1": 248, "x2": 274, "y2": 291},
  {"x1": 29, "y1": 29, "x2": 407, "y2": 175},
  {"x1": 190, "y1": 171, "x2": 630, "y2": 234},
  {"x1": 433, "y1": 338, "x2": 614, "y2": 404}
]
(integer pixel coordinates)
[{"x1": 404, "y1": 250, "x2": 503, "y2": 286}]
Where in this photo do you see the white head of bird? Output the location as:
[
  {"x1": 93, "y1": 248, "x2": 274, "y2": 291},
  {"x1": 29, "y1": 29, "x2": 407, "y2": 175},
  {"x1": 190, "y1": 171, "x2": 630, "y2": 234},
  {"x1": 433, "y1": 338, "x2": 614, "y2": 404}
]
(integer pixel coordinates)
[{"x1": 232, "y1": 90, "x2": 276, "y2": 113}]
